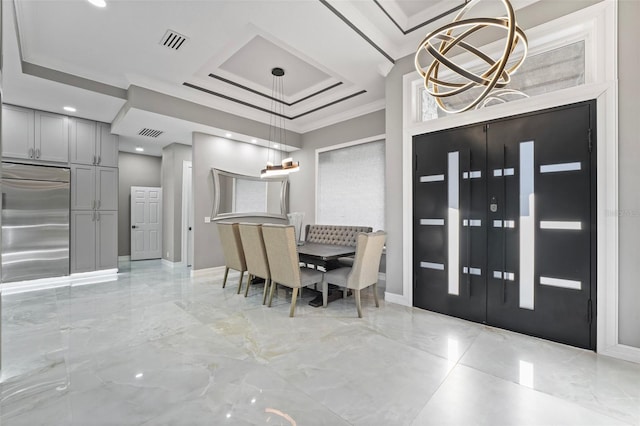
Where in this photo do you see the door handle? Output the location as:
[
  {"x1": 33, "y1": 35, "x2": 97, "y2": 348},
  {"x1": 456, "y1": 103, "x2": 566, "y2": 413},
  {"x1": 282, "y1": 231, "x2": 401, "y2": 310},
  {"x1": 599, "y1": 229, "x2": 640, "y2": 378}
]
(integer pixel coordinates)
[
  {"x1": 188, "y1": 227, "x2": 192, "y2": 231},
  {"x1": 36, "y1": 148, "x2": 41, "y2": 159},
  {"x1": 92, "y1": 211, "x2": 96, "y2": 221},
  {"x1": 93, "y1": 155, "x2": 96, "y2": 165},
  {"x1": 92, "y1": 200, "x2": 96, "y2": 210},
  {"x1": 97, "y1": 156, "x2": 101, "y2": 165},
  {"x1": 97, "y1": 200, "x2": 101, "y2": 209},
  {"x1": 28, "y1": 148, "x2": 34, "y2": 158},
  {"x1": 132, "y1": 225, "x2": 137, "y2": 229},
  {"x1": 96, "y1": 212, "x2": 100, "y2": 221}
]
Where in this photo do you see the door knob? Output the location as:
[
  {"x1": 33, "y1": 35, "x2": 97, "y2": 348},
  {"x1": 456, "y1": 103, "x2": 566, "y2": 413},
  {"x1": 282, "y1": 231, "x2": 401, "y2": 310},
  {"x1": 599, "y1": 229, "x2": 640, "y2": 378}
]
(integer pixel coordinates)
[
  {"x1": 490, "y1": 196, "x2": 498, "y2": 213},
  {"x1": 131, "y1": 225, "x2": 137, "y2": 229}
]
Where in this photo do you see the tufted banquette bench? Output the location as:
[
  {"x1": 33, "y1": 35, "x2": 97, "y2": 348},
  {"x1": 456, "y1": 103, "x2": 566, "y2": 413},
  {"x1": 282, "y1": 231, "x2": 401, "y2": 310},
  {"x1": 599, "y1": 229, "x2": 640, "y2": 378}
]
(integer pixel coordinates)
[{"x1": 301, "y1": 224, "x2": 373, "y2": 270}]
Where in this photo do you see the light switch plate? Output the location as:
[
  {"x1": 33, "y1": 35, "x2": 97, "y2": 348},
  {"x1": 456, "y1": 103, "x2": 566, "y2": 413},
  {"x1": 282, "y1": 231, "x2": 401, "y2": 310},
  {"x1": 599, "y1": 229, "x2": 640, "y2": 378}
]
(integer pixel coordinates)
[{"x1": 204, "y1": 216, "x2": 211, "y2": 223}]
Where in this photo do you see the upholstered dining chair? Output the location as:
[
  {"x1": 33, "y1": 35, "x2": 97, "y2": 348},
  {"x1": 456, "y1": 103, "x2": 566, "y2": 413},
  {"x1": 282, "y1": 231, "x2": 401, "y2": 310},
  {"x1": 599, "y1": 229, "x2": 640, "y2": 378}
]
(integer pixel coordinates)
[
  {"x1": 322, "y1": 231, "x2": 386, "y2": 318},
  {"x1": 216, "y1": 222, "x2": 247, "y2": 294},
  {"x1": 261, "y1": 224, "x2": 324, "y2": 317},
  {"x1": 238, "y1": 223, "x2": 271, "y2": 304}
]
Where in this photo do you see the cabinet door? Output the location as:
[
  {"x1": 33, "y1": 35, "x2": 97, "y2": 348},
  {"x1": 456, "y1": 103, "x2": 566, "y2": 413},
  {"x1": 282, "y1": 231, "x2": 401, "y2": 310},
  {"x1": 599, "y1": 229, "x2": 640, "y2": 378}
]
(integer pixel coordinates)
[
  {"x1": 97, "y1": 123, "x2": 119, "y2": 167},
  {"x1": 96, "y1": 167, "x2": 118, "y2": 210},
  {"x1": 70, "y1": 118, "x2": 97, "y2": 165},
  {"x1": 35, "y1": 111, "x2": 69, "y2": 163},
  {"x1": 2, "y1": 104, "x2": 34, "y2": 160},
  {"x1": 95, "y1": 211, "x2": 117, "y2": 270},
  {"x1": 71, "y1": 210, "x2": 96, "y2": 273},
  {"x1": 71, "y1": 164, "x2": 96, "y2": 210}
]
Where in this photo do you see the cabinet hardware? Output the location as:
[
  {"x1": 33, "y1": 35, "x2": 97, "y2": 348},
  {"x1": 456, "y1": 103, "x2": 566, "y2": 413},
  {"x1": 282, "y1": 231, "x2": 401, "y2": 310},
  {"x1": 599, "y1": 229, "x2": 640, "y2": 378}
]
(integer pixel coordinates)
[
  {"x1": 92, "y1": 211, "x2": 96, "y2": 221},
  {"x1": 28, "y1": 148, "x2": 34, "y2": 158},
  {"x1": 93, "y1": 155, "x2": 96, "y2": 165},
  {"x1": 35, "y1": 148, "x2": 41, "y2": 159},
  {"x1": 97, "y1": 212, "x2": 100, "y2": 221},
  {"x1": 97, "y1": 200, "x2": 101, "y2": 209},
  {"x1": 97, "y1": 156, "x2": 101, "y2": 165}
]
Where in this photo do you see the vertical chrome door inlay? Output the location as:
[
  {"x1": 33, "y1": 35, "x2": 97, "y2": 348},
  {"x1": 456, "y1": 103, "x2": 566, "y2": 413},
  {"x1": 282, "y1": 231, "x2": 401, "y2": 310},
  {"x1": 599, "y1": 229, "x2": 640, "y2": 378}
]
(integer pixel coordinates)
[
  {"x1": 519, "y1": 141, "x2": 535, "y2": 310},
  {"x1": 419, "y1": 174, "x2": 445, "y2": 182},
  {"x1": 448, "y1": 152, "x2": 460, "y2": 296}
]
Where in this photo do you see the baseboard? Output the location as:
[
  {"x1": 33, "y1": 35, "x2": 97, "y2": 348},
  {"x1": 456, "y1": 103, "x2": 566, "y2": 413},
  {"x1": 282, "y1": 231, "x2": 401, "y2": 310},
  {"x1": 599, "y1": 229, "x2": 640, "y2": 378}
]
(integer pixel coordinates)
[
  {"x1": 600, "y1": 343, "x2": 640, "y2": 364},
  {"x1": 384, "y1": 291, "x2": 411, "y2": 307},
  {"x1": 191, "y1": 266, "x2": 226, "y2": 277},
  {"x1": 162, "y1": 259, "x2": 180, "y2": 268},
  {"x1": 118, "y1": 255, "x2": 131, "y2": 261},
  {"x1": 1, "y1": 269, "x2": 118, "y2": 295}
]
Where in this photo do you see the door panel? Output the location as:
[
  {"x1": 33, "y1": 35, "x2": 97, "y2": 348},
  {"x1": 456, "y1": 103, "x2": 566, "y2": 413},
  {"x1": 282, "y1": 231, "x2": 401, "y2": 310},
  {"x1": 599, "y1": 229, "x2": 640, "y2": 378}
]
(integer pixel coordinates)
[
  {"x1": 69, "y1": 118, "x2": 97, "y2": 165},
  {"x1": 97, "y1": 123, "x2": 119, "y2": 168},
  {"x1": 71, "y1": 211, "x2": 96, "y2": 273},
  {"x1": 130, "y1": 187, "x2": 162, "y2": 260},
  {"x1": 96, "y1": 167, "x2": 118, "y2": 210},
  {"x1": 35, "y1": 111, "x2": 69, "y2": 163},
  {"x1": 413, "y1": 101, "x2": 595, "y2": 350},
  {"x1": 413, "y1": 124, "x2": 487, "y2": 323},
  {"x1": 486, "y1": 103, "x2": 594, "y2": 349},
  {"x1": 1, "y1": 105, "x2": 34, "y2": 160},
  {"x1": 71, "y1": 165, "x2": 96, "y2": 210}
]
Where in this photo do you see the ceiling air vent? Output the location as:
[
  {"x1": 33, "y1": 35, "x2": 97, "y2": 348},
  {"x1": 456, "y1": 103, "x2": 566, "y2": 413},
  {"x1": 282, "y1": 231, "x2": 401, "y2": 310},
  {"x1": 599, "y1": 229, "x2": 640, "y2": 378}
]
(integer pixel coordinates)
[
  {"x1": 138, "y1": 128, "x2": 164, "y2": 138},
  {"x1": 160, "y1": 29, "x2": 189, "y2": 50}
]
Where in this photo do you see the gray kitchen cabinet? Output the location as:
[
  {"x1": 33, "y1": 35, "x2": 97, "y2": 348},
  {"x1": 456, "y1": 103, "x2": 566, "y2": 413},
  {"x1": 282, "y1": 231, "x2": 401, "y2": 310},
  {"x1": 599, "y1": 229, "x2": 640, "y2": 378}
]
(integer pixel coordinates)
[
  {"x1": 1, "y1": 105, "x2": 69, "y2": 163},
  {"x1": 97, "y1": 123, "x2": 119, "y2": 167},
  {"x1": 71, "y1": 165, "x2": 118, "y2": 211},
  {"x1": 71, "y1": 210, "x2": 118, "y2": 273},
  {"x1": 96, "y1": 167, "x2": 118, "y2": 210},
  {"x1": 71, "y1": 210, "x2": 97, "y2": 273},
  {"x1": 69, "y1": 118, "x2": 97, "y2": 165},
  {"x1": 1, "y1": 104, "x2": 35, "y2": 160},
  {"x1": 70, "y1": 164, "x2": 96, "y2": 210},
  {"x1": 69, "y1": 120, "x2": 118, "y2": 167},
  {"x1": 34, "y1": 110, "x2": 69, "y2": 163},
  {"x1": 95, "y1": 210, "x2": 118, "y2": 270}
]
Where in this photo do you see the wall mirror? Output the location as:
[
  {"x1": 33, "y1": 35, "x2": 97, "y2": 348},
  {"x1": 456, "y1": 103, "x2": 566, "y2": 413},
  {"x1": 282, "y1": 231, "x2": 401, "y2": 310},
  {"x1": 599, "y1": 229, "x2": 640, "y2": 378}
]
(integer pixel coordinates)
[{"x1": 211, "y1": 168, "x2": 288, "y2": 220}]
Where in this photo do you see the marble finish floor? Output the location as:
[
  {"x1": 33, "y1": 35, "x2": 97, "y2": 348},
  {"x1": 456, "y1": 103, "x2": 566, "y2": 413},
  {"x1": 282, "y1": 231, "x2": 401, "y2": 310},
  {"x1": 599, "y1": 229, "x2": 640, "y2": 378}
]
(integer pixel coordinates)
[{"x1": 1, "y1": 260, "x2": 640, "y2": 425}]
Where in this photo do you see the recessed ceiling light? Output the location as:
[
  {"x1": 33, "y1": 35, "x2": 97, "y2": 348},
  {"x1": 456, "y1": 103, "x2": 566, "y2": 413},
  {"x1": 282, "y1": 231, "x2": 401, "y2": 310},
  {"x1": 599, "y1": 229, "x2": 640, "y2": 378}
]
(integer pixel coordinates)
[
  {"x1": 87, "y1": 0, "x2": 106, "y2": 7},
  {"x1": 63, "y1": 106, "x2": 76, "y2": 112},
  {"x1": 135, "y1": 147, "x2": 144, "y2": 152},
  {"x1": 251, "y1": 139, "x2": 257, "y2": 144},
  {"x1": 225, "y1": 133, "x2": 232, "y2": 138}
]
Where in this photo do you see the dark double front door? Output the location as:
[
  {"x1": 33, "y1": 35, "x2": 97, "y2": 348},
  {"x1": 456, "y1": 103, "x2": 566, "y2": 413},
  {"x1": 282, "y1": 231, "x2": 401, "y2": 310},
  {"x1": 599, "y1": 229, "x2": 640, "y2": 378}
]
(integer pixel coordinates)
[{"x1": 413, "y1": 101, "x2": 596, "y2": 350}]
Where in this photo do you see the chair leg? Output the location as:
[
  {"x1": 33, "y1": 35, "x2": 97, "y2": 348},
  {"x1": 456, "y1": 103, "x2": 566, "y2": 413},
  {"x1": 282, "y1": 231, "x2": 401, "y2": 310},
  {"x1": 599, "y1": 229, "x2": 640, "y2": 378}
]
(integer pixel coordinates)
[
  {"x1": 268, "y1": 281, "x2": 276, "y2": 307},
  {"x1": 236, "y1": 271, "x2": 244, "y2": 294},
  {"x1": 290, "y1": 287, "x2": 299, "y2": 317},
  {"x1": 373, "y1": 282, "x2": 380, "y2": 307},
  {"x1": 222, "y1": 267, "x2": 229, "y2": 288},
  {"x1": 322, "y1": 279, "x2": 328, "y2": 308},
  {"x1": 244, "y1": 274, "x2": 252, "y2": 297},
  {"x1": 355, "y1": 289, "x2": 362, "y2": 318},
  {"x1": 262, "y1": 278, "x2": 270, "y2": 305}
]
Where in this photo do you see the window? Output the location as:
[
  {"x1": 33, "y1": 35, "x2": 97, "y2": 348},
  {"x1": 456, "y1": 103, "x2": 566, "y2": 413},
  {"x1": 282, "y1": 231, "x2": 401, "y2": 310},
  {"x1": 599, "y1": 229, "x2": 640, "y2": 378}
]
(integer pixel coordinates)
[{"x1": 317, "y1": 140, "x2": 385, "y2": 231}]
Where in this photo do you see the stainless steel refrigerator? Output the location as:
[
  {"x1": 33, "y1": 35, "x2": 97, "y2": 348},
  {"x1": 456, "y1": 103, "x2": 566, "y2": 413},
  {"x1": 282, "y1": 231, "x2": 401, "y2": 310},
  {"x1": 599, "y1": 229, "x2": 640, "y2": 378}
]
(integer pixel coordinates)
[{"x1": 1, "y1": 162, "x2": 70, "y2": 283}]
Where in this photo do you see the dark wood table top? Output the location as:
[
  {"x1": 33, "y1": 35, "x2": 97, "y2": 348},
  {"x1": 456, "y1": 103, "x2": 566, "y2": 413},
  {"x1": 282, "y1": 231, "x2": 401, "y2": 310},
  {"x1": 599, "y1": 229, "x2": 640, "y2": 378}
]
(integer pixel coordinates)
[{"x1": 297, "y1": 242, "x2": 355, "y2": 261}]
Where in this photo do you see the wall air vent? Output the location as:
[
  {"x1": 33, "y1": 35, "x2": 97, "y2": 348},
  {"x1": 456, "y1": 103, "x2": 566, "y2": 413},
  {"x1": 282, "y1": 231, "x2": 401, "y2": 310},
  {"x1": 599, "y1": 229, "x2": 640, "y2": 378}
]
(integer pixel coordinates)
[
  {"x1": 160, "y1": 29, "x2": 189, "y2": 50},
  {"x1": 138, "y1": 128, "x2": 164, "y2": 138}
]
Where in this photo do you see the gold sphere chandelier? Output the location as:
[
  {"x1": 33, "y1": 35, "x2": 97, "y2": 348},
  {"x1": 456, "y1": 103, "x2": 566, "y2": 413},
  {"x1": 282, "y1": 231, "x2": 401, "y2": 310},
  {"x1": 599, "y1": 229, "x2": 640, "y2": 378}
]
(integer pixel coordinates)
[{"x1": 415, "y1": 0, "x2": 528, "y2": 114}]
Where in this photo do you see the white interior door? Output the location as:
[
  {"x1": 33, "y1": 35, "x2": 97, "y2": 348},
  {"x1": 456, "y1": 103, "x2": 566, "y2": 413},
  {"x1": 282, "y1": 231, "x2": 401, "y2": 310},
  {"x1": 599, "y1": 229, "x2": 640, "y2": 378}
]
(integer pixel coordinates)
[
  {"x1": 181, "y1": 161, "x2": 193, "y2": 267},
  {"x1": 131, "y1": 186, "x2": 162, "y2": 260}
]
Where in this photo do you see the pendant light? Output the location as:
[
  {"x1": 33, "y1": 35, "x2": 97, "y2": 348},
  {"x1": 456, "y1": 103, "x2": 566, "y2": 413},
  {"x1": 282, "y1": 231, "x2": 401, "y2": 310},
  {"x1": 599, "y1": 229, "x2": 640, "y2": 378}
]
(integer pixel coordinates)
[{"x1": 260, "y1": 67, "x2": 300, "y2": 178}]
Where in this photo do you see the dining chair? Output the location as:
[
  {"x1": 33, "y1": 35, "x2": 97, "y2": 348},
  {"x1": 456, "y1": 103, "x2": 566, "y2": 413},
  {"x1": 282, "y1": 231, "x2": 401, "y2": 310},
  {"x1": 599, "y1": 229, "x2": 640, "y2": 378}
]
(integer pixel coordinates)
[
  {"x1": 322, "y1": 231, "x2": 386, "y2": 318},
  {"x1": 216, "y1": 222, "x2": 247, "y2": 294},
  {"x1": 238, "y1": 223, "x2": 271, "y2": 303},
  {"x1": 262, "y1": 224, "x2": 324, "y2": 317}
]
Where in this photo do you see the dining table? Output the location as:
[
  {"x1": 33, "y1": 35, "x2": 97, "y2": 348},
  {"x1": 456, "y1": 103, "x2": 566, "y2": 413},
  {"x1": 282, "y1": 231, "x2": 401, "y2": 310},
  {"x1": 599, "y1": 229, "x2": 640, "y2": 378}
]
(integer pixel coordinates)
[{"x1": 296, "y1": 242, "x2": 356, "y2": 307}]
